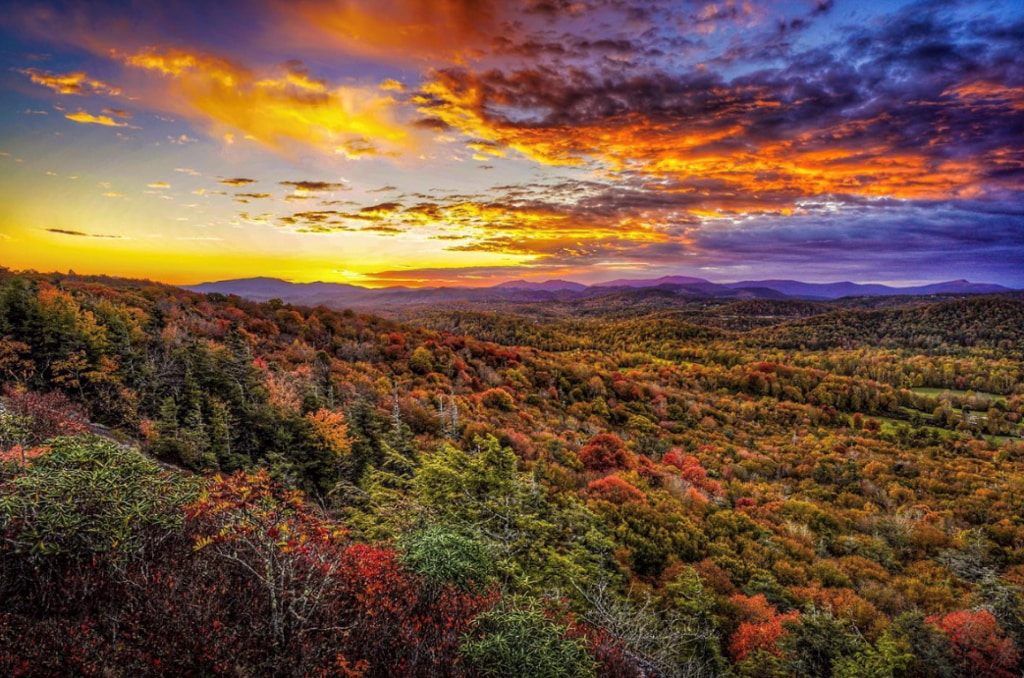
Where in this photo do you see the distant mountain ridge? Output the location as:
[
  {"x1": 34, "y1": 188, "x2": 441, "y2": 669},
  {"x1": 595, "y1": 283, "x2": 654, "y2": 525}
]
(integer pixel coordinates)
[
  {"x1": 593, "y1": 275, "x2": 712, "y2": 288},
  {"x1": 184, "y1": 276, "x2": 1015, "y2": 309},
  {"x1": 722, "y1": 278, "x2": 1010, "y2": 299},
  {"x1": 493, "y1": 279, "x2": 587, "y2": 291}
]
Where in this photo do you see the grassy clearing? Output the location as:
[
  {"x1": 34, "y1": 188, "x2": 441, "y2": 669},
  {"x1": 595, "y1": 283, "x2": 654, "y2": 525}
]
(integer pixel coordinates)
[
  {"x1": 910, "y1": 387, "x2": 1007, "y2": 401},
  {"x1": 873, "y1": 416, "x2": 958, "y2": 439}
]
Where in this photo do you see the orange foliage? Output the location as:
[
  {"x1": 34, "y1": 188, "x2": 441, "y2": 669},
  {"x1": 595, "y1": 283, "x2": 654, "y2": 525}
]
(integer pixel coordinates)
[
  {"x1": 0, "y1": 445, "x2": 50, "y2": 467},
  {"x1": 727, "y1": 593, "x2": 800, "y2": 662},
  {"x1": 730, "y1": 593, "x2": 777, "y2": 624},
  {"x1": 790, "y1": 586, "x2": 882, "y2": 634},
  {"x1": 480, "y1": 387, "x2": 515, "y2": 411},
  {"x1": 266, "y1": 367, "x2": 309, "y2": 413},
  {"x1": 305, "y1": 408, "x2": 352, "y2": 457},
  {"x1": 0, "y1": 337, "x2": 33, "y2": 383},
  {"x1": 586, "y1": 475, "x2": 645, "y2": 504},
  {"x1": 728, "y1": 611, "x2": 800, "y2": 662}
]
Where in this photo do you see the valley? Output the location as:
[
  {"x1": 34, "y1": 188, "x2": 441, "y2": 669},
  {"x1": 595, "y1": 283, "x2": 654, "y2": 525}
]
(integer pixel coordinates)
[{"x1": 1, "y1": 268, "x2": 1022, "y2": 676}]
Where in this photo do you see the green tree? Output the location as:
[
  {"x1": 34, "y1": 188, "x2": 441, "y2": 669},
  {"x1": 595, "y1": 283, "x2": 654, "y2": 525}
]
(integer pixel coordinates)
[
  {"x1": 460, "y1": 600, "x2": 597, "y2": 678},
  {"x1": 409, "y1": 346, "x2": 435, "y2": 375},
  {"x1": 885, "y1": 612, "x2": 956, "y2": 678},
  {"x1": 398, "y1": 525, "x2": 495, "y2": 592},
  {"x1": 415, "y1": 436, "x2": 614, "y2": 592},
  {"x1": 832, "y1": 632, "x2": 913, "y2": 678},
  {"x1": 780, "y1": 607, "x2": 859, "y2": 678}
]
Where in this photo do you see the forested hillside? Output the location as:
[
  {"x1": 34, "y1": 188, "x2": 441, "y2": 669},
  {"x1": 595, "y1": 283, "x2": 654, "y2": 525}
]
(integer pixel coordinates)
[{"x1": 1, "y1": 268, "x2": 1023, "y2": 677}]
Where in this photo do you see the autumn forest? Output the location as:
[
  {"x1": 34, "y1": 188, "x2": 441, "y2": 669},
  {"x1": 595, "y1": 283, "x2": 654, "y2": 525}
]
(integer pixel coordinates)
[{"x1": 1, "y1": 268, "x2": 1022, "y2": 677}]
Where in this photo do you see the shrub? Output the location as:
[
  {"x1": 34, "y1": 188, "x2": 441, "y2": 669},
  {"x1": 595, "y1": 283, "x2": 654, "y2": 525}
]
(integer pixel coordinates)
[
  {"x1": 579, "y1": 434, "x2": 632, "y2": 471},
  {"x1": 0, "y1": 435, "x2": 196, "y2": 558},
  {"x1": 481, "y1": 388, "x2": 515, "y2": 411},
  {"x1": 586, "y1": 476, "x2": 645, "y2": 504},
  {"x1": 460, "y1": 601, "x2": 597, "y2": 678},
  {"x1": 399, "y1": 525, "x2": 495, "y2": 591}
]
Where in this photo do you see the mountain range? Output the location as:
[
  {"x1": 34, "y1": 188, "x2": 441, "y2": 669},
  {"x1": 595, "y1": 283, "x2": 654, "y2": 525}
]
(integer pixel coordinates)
[{"x1": 183, "y1": 276, "x2": 1016, "y2": 310}]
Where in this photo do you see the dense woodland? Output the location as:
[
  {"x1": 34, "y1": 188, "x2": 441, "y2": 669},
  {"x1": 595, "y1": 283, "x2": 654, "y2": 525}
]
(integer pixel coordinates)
[{"x1": 1, "y1": 267, "x2": 1023, "y2": 677}]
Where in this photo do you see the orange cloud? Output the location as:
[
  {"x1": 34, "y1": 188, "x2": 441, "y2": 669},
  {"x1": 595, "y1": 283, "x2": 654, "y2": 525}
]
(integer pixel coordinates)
[
  {"x1": 272, "y1": 188, "x2": 679, "y2": 264},
  {"x1": 416, "y1": 68, "x2": 1007, "y2": 211},
  {"x1": 946, "y1": 81, "x2": 1024, "y2": 111},
  {"x1": 120, "y1": 48, "x2": 411, "y2": 158},
  {"x1": 64, "y1": 110, "x2": 129, "y2": 127},
  {"x1": 18, "y1": 68, "x2": 121, "y2": 96}
]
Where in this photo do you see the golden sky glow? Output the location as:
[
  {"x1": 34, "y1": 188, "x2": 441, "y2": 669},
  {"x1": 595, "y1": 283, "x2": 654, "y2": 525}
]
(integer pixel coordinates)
[{"x1": 120, "y1": 48, "x2": 413, "y2": 159}]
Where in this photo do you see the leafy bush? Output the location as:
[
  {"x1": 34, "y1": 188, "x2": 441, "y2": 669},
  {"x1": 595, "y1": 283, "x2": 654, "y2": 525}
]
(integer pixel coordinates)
[
  {"x1": 460, "y1": 600, "x2": 597, "y2": 678},
  {"x1": 0, "y1": 435, "x2": 197, "y2": 557},
  {"x1": 481, "y1": 388, "x2": 515, "y2": 411},
  {"x1": 399, "y1": 525, "x2": 495, "y2": 591}
]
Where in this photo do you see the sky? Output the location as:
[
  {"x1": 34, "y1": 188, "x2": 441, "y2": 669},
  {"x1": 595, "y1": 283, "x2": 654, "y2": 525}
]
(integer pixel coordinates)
[{"x1": 0, "y1": 0, "x2": 1021, "y2": 288}]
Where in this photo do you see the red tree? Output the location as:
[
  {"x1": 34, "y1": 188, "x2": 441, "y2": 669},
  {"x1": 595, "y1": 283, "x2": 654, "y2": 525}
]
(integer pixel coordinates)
[
  {"x1": 187, "y1": 471, "x2": 499, "y2": 677},
  {"x1": 930, "y1": 609, "x2": 1020, "y2": 678},
  {"x1": 727, "y1": 594, "x2": 800, "y2": 662},
  {"x1": 579, "y1": 434, "x2": 633, "y2": 471}
]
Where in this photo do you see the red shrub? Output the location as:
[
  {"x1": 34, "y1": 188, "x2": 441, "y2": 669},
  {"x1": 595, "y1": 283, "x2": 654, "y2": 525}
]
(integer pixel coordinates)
[
  {"x1": 2, "y1": 386, "x2": 88, "y2": 445},
  {"x1": 587, "y1": 476, "x2": 646, "y2": 504},
  {"x1": 579, "y1": 434, "x2": 632, "y2": 471}
]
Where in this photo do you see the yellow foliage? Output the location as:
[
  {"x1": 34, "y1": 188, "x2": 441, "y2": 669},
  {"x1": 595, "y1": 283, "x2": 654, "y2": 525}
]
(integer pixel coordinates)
[{"x1": 306, "y1": 408, "x2": 352, "y2": 457}]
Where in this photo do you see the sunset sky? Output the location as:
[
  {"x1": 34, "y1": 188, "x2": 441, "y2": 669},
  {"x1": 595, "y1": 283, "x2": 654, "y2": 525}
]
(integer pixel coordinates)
[{"x1": 0, "y1": 0, "x2": 1021, "y2": 287}]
